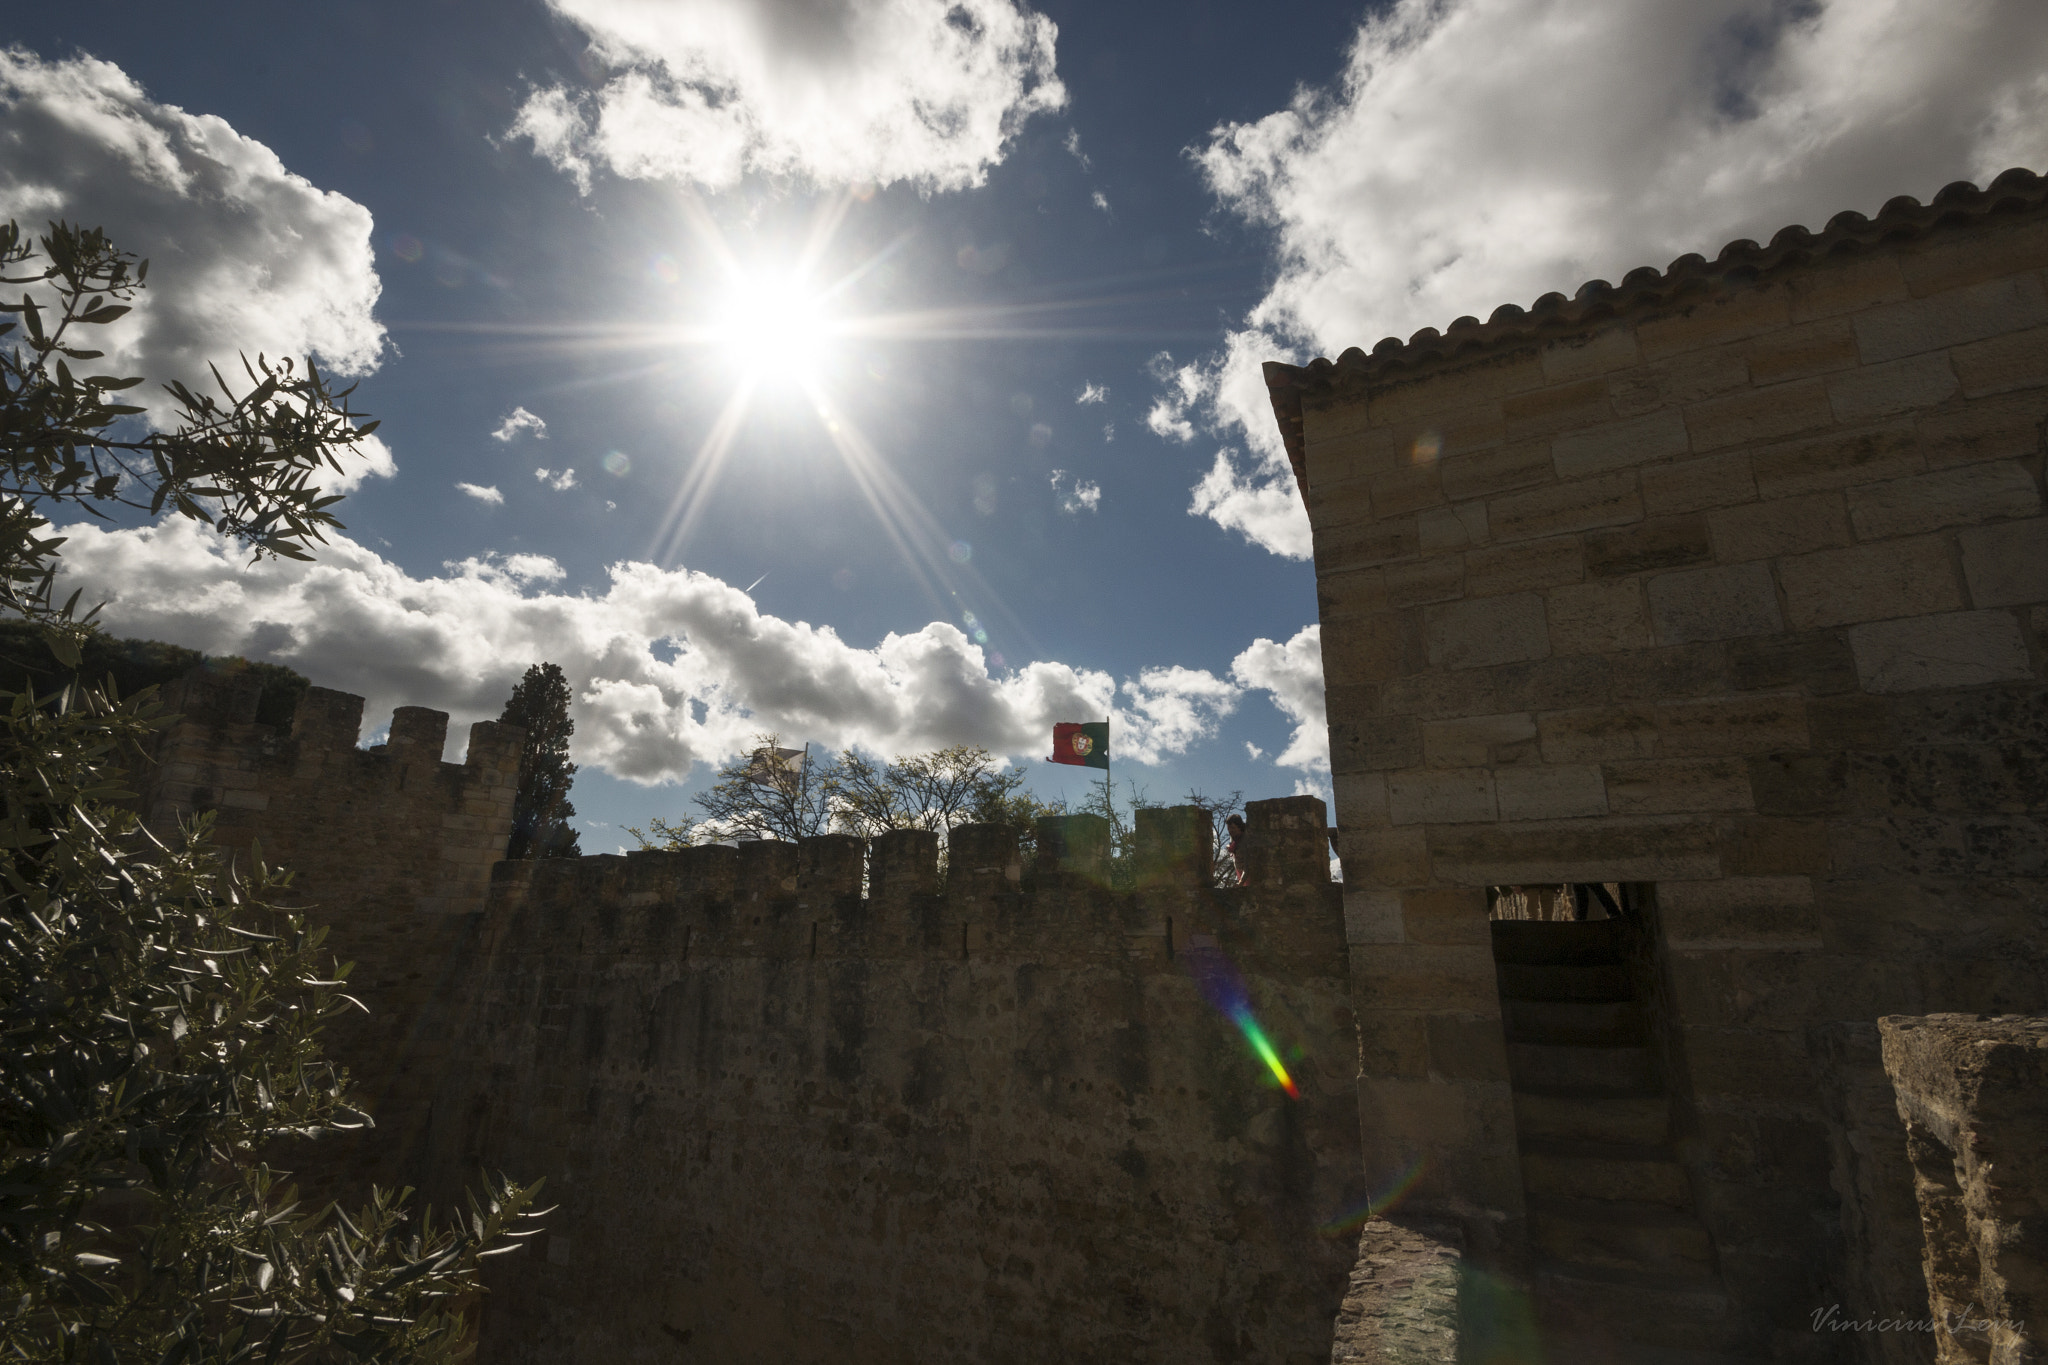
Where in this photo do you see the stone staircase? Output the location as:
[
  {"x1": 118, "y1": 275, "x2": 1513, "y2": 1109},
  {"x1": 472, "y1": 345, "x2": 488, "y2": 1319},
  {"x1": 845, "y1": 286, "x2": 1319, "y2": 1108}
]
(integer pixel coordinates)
[{"x1": 1491, "y1": 916, "x2": 1765, "y2": 1364}]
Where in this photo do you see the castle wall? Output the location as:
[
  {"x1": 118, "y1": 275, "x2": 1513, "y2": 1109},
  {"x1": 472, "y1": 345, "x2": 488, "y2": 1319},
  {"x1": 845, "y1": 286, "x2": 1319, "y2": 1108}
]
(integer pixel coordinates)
[
  {"x1": 1271, "y1": 171, "x2": 2048, "y2": 1357},
  {"x1": 135, "y1": 669, "x2": 524, "y2": 1197},
  {"x1": 423, "y1": 798, "x2": 1363, "y2": 1364}
]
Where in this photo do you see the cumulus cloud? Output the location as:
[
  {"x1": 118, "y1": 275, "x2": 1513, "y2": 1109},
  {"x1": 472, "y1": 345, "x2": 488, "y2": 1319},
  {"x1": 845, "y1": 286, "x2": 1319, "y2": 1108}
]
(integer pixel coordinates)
[
  {"x1": 1231, "y1": 624, "x2": 1327, "y2": 775},
  {"x1": 1049, "y1": 469, "x2": 1100, "y2": 514},
  {"x1": 456, "y1": 482, "x2": 504, "y2": 505},
  {"x1": 535, "y1": 466, "x2": 577, "y2": 491},
  {"x1": 512, "y1": 0, "x2": 1065, "y2": 193},
  {"x1": 1174, "y1": 0, "x2": 2048, "y2": 557},
  {"x1": 52, "y1": 519, "x2": 1244, "y2": 784},
  {"x1": 0, "y1": 49, "x2": 392, "y2": 494},
  {"x1": 491, "y1": 406, "x2": 547, "y2": 441},
  {"x1": 1076, "y1": 382, "x2": 1106, "y2": 405}
]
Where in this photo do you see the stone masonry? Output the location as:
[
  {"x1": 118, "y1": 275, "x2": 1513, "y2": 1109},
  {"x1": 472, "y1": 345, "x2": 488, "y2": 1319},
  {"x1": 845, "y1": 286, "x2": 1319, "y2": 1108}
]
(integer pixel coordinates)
[
  {"x1": 134, "y1": 668, "x2": 525, "y2": 1199},
  {"x1": 1265, "y1": 168, "x2": 2048, "y2": 1360},
  {"x1": 1881, "y1": 1014, "x2": 2045, "y2": 1365},
  {"x1": 418, "y1": 799, "x2": 1364, "y2": 1364}
]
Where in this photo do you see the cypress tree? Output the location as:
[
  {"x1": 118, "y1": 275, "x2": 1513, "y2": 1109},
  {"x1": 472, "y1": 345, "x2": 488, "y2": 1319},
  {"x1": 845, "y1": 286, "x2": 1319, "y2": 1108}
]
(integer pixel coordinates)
[{"x1": 498, "y1": 661, "x2": 581, "y2": 858}]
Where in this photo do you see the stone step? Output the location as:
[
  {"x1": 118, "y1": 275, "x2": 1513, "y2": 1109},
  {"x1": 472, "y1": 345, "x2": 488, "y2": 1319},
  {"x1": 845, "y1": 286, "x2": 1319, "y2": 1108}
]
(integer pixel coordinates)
[
  {"x1": 1504, "y1": 999, "x2": 1648, "y2": 1046},
  {"x1": 1494, "y1": 962, "x2": 1634, "y2": 1003},
  {"x1": 1514, "y1": 1090, "x2": 1673, "y2": 1146},
  {"x1": 1490, "y1": 917, "x2": 1630, "y2": 966},
  {"x1": 1519, "y1": 1141, "x2": 1695, "y2": 1207},
  {"x1": 1507, "y1": 1042, "x2": 1655, "y2": 1093},
  {"x1": 1535, "y1": 1262, "x2": 1753, "y2": 1353},
  {"x1": 1528, "y1": 1194, "x2": 1719, "y2": 1278}
]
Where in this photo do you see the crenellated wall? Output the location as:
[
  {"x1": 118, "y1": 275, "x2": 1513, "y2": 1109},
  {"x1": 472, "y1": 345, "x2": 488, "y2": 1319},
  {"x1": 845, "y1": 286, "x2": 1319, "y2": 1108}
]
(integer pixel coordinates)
[
  {"x1": 134, "y1": 668, "x2": 525, "y2": 1197},
  {"x1": 419, "y1": 797, "x2": 1362, "y2": 1365}
]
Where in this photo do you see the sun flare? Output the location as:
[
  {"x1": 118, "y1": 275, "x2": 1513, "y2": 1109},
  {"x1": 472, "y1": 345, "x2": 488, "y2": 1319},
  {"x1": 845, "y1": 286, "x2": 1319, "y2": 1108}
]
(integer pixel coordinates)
[{"x1": 712, "y1": 272, "x2": 834, "y2": 377}]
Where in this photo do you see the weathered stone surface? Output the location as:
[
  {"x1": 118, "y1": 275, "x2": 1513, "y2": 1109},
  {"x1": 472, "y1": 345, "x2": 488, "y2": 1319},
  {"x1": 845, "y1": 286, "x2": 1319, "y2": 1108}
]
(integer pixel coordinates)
[
  {"x1": 1881, "y1": 1014, "x2": 2048, "y2": 1365},
  {"x1": 1328, "y1": 1219, "x2": 1463, "y2": 1364}
]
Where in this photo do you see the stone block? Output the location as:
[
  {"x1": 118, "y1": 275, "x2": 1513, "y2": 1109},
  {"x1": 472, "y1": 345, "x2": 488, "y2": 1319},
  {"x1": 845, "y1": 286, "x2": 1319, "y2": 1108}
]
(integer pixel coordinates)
[
  {"x1": 1609, "y1": 346, "x2": 1751, "y2": 417},
  {"x1": 1420, "y1": 712, "x2": 1537, "y2": 768},
  {"x1": 1853, "y1": 272, "x2": 2048, "y2": 363},
  {"x1": 1343, "y1": 827, "x2": 1433, "y2": 884},
  {"x1": 1949, "y1": 323, "x2": 2048, "y2": 397},
  {"x1": 1427, "y1": 1013, "x2": 1510, "y2": 1082},
  {"x1": 1603, "y1": 757, "x2": 1754, "y2": 814},
  {"x1": 1683, "y1": 379, "x2": 1835, "y2": 454},
  {"x1": 1426, "y1": 816, "x2": 1720, "y2": 883},
  {"x1": 1367, "y1": 350, "x2": 1545, "y2": 422},
  {"x1": 1501, "y1": 377, "x2": 1611, "y2": 441},
  {"x1": 1546, "y1": 579, "x2": 1652, "y2": 654},
  {"x1": 1658, "y1": 877, "x2": 1820, "y2": 950},
  {"x1": 1417, "y1": 500, "x2": 1489, "y2": 551},
  {"x1": 1959, "y1": 517, "x2": 2048, "y2": 607},
  {"x1": 1384, "y1": 554, "x2": 1466, "y2": 607},
  {"x1": 1610, "y1": 637, "x2": 1737, "y2": 705},
  {"x1": 1538, "y1": 704, "x2": 1659, "y2": 762},
  {"x1": 1647, "y1": 561, "x2": 1784, "y2": 643},
  {"x1": 1493, "y1": 764, "x2": 1608, "y2": 820},
  {"x1": 1639, "y1": 287, "x2": 1790, "y2": 359},
  {"x1": 1550, "y1": 408, "x2": 1690, "y2": 479},
  {"x1": 1805, "y1": 692, "x2": 1893, "y2": 748},
  {"x1": 1679, "y1": 1026, "x2": 1811, "y2": 1100},
  {"x1": 1331, "y1": 709, "x2": 1423, "y2": 773},
  {"x1": 1322, "y1": 611, "x2": 1420, "y2": 683},
  {"x1": 1334, "y1": 771, "x2": 1391, "y2": 832},
  {"x1": 1371, "y1": 461, "x2": 1448, "y2": 517},
  {"x1": 1584, "y1": 514, "x2": 1713, "y2": 577},
  {"x1": 1344, "y1": 887, "x2": 1404, "y2": 944},
  {"x1": 1319, "y1": 516, "x2": 1422, "y2": 573},
  {"x1": 1720, "y1": 816, "x2": 1831, "y2": 875},
  {"x1": 1707, "y1": 491, "x2": 1852, "y2": 561},
  {"x1": 1899, "y1": 215, "x2": 2048, "y2": 294},
  {"x1": 1788, "y1": 250, "x2": 1910, "y2": 321},
  {"x1": 1387, "y1": 769, "x2": 1497, "y2": 825},
  {"x1": 1846, "y1": 460, "x2": 2042, "y2": 540},
  {"x1": 1424, "y1": 593, "x2": 1551, "y2": 670},
  {"x1": 1743, "y1": 318, "x2": 1861, "y2": 385},
  {"x1": 1541, "y1": 324, "x2": 1642, "y2": 383},
  {"x1": 1400, "y1": 885, "x2": 1489, "y2": 945},
  {"x1": 1825, "y1": 350, "x2": 1959, "y2": 424},
  {"x1": 1318, "y1": 565, "x2": 1390, "y2": 618},
  {"x1": 1642, "y1": 450, "x2": 1759, "y2": 515},
  {"x1": 1779, "y1": 536, "x2": 1963, "y2": 629},
  {"x1": 1726, "y1": 630, "x2": 1859, "y2": 695},
  {"x1": 1353, "y1": 1006, "x2": 1429, "y2": 1074},
  {"x1": 1464, "y1": 536, "x2": 1583, "y2": 597},
  {"x1": 1489, "y1": 472, "x2": 1642, "y2": 542},
  {"x1": 1439, "y1": 442, "x2": 1554, "y2": 500},
  {"x1": 1652, "y1": 693, "x2": 1810, "y2": 757},
  {"x1": 1748, "y1": 752, "x2": 1849, "y2": 816},
  {"x1": 1849, "y1": 610, "x2": 2035, "y2": 692},
  {"x1": 1916, "y1": 387, "x2": 2048, "y2": 472},
  {"x1": 1350, "y1": 944, "x2": 1504, "y2": 1011},
  {"x1": 1750, "y1": 422, "x2": 1923, "y2": 498}
]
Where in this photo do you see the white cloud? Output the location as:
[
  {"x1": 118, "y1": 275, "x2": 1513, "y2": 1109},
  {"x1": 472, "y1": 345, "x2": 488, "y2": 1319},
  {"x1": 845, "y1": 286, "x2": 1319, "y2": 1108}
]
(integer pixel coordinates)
[
  {"x1": 1062, "y1": 128, "x2": 1090, "y2": 171},
  {"x1": 512, "y1": 0, "x2": 1065, "y2": 193},
  {"x1": 1076, "y1": 382, "x2": 1107, "y2": 405},
  {"x1": 1231, "y1": 624, "x2": 1327, "y2": 774},
  {"x1": 1091, "y1": 190, "x2": 1110, "y2": 214},
  {"x1": 53, "y1": 519, "x2": 1244, "y2": 784},
  {"x1": 1176, "y1": 0, "x2": 2048, "y2": 557},
  {"x1": 1048, "y1": 469, "x2": 1101, "y2": 514},
  {"x1": 491, "y1": 406, "x2": 547, "y2": 442},
  {"x1": 456, "y1": 482, "x2": 505, "y2": 505},
  {"x1": 1102, "y1": 422, "x2": 1114, "y2": 443},
  {"x1": 0, "y1": 49, "x2": 392, "y2": 494},
  {"x1": 535, "y1": 466, "x2": 577, "y2": 491}
]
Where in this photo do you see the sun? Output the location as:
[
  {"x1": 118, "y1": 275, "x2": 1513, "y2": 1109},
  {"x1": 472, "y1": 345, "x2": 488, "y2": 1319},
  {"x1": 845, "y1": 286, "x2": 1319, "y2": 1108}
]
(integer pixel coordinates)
[{"x1": 711, "y1": 270, "x2": 835, "y2": 379}]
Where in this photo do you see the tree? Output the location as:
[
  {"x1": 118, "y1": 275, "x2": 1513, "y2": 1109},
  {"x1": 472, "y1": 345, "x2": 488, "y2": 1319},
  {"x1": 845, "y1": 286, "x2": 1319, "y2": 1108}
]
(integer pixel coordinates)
[
  {"x1": 2, "y1": 222, "x2": 380, "y2": 662},
  {"x1": 0, "y1": 220, "x2": 544, "y2": 1364},
  {"x1": 621, "y1": 813, "x2": 696, "y2": 851},
  {"x1": 828, "y1": 744, "x2": 1022, "y2": 838},
  {"x1": 498, "y1": 662, "x2": 581, "y2": 860},
  {"x1": 690, "y1": 737, "x2": 835, "y2": 843}
]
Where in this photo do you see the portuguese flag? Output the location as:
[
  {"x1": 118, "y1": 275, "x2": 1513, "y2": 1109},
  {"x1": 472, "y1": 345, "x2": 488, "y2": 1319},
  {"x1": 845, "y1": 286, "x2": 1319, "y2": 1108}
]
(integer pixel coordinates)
[{"x1": 1049, "y1": 721, "x2": 1109, "y2": 770}]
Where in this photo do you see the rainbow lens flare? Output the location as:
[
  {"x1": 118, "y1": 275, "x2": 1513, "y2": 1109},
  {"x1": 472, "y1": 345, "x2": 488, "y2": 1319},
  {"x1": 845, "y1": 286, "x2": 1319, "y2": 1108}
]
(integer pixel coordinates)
[
  {"x1": 1186, "y1": 939, "x2": 1302, "y2": 1100},
  {"x1": 1319, "y1": 1158, "x2": 1429, "y2": 1235}
]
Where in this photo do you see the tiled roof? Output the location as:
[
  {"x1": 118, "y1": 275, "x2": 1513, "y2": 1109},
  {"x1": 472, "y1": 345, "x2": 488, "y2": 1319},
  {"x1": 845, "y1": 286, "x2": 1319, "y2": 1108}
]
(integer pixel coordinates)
[{"x1": 1262, "y1": 166, "x2": 2048, "y2": 494}]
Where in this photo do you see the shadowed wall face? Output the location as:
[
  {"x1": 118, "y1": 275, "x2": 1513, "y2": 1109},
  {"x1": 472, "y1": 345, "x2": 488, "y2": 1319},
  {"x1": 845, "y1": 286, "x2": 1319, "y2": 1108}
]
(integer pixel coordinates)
[
  {"x1": 1278, "y1": 175, "x2": 2048, "y2": 1356},
  {"x1": 434, "y1": 799, "x2": 1362, "y2": 1364}
]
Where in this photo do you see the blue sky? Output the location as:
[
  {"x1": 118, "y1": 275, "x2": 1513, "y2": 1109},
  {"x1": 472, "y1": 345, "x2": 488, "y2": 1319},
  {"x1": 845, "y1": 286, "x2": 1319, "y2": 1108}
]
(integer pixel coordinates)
[{"x1": 6, "y1": 0, "x2": 2044, "y2": 850}]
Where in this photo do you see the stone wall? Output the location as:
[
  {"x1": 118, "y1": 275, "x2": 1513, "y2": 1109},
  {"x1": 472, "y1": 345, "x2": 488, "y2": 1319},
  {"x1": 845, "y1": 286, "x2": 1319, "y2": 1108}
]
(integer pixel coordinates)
[
  {"x1": 1266, "y1": 168, "x2": 2048, "y2": 1359},
  {"x1": 134, "y1": 668, "x2": 524, "y2": 1197},
  {"x1": 419, "y1": 798, "x2": 1362, "y2": 1364},
  {"x1": 1881, "y1": 1014, "x2": 2046, "y2": 1365}
]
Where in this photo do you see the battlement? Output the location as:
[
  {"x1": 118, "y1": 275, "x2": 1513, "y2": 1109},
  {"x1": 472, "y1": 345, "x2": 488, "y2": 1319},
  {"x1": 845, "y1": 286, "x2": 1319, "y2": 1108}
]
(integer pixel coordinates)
[{"x1": 438, "y1": 794, "x2": 1361, "y2": 1364}]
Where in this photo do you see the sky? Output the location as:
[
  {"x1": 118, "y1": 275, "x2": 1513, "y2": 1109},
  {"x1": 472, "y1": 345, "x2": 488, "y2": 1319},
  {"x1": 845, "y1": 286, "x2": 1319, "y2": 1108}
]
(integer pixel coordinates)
[{"x1": 5, "y1": 0, "x2": 2045, "y2": 852}]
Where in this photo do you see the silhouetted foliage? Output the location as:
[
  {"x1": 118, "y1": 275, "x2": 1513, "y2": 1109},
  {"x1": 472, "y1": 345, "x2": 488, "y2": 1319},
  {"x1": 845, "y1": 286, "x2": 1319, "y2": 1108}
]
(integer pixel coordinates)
[
  {"x1": 498, "y1": 662, "x2": 580, "y2": 859},
  {"x1": 0, "y1": 619, "x2": 308, "y2": 726}
]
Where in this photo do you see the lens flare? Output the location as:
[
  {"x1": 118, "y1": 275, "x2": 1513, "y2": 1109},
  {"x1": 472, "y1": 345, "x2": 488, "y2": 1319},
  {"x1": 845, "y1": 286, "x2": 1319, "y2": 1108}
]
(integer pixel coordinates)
[
  {"x1": 1185, "y1": 938, "x2": 1302, "y2": 1100},
  {"x1": 1320, "y1": 1158, "x2": 1429, "y2": 1235},
  {"x1": 603, "y1": 450, "x2": 632, "y2": 477},
  {"x1": 948, "y1": 540, "x2": 972, "y2": 564}
]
